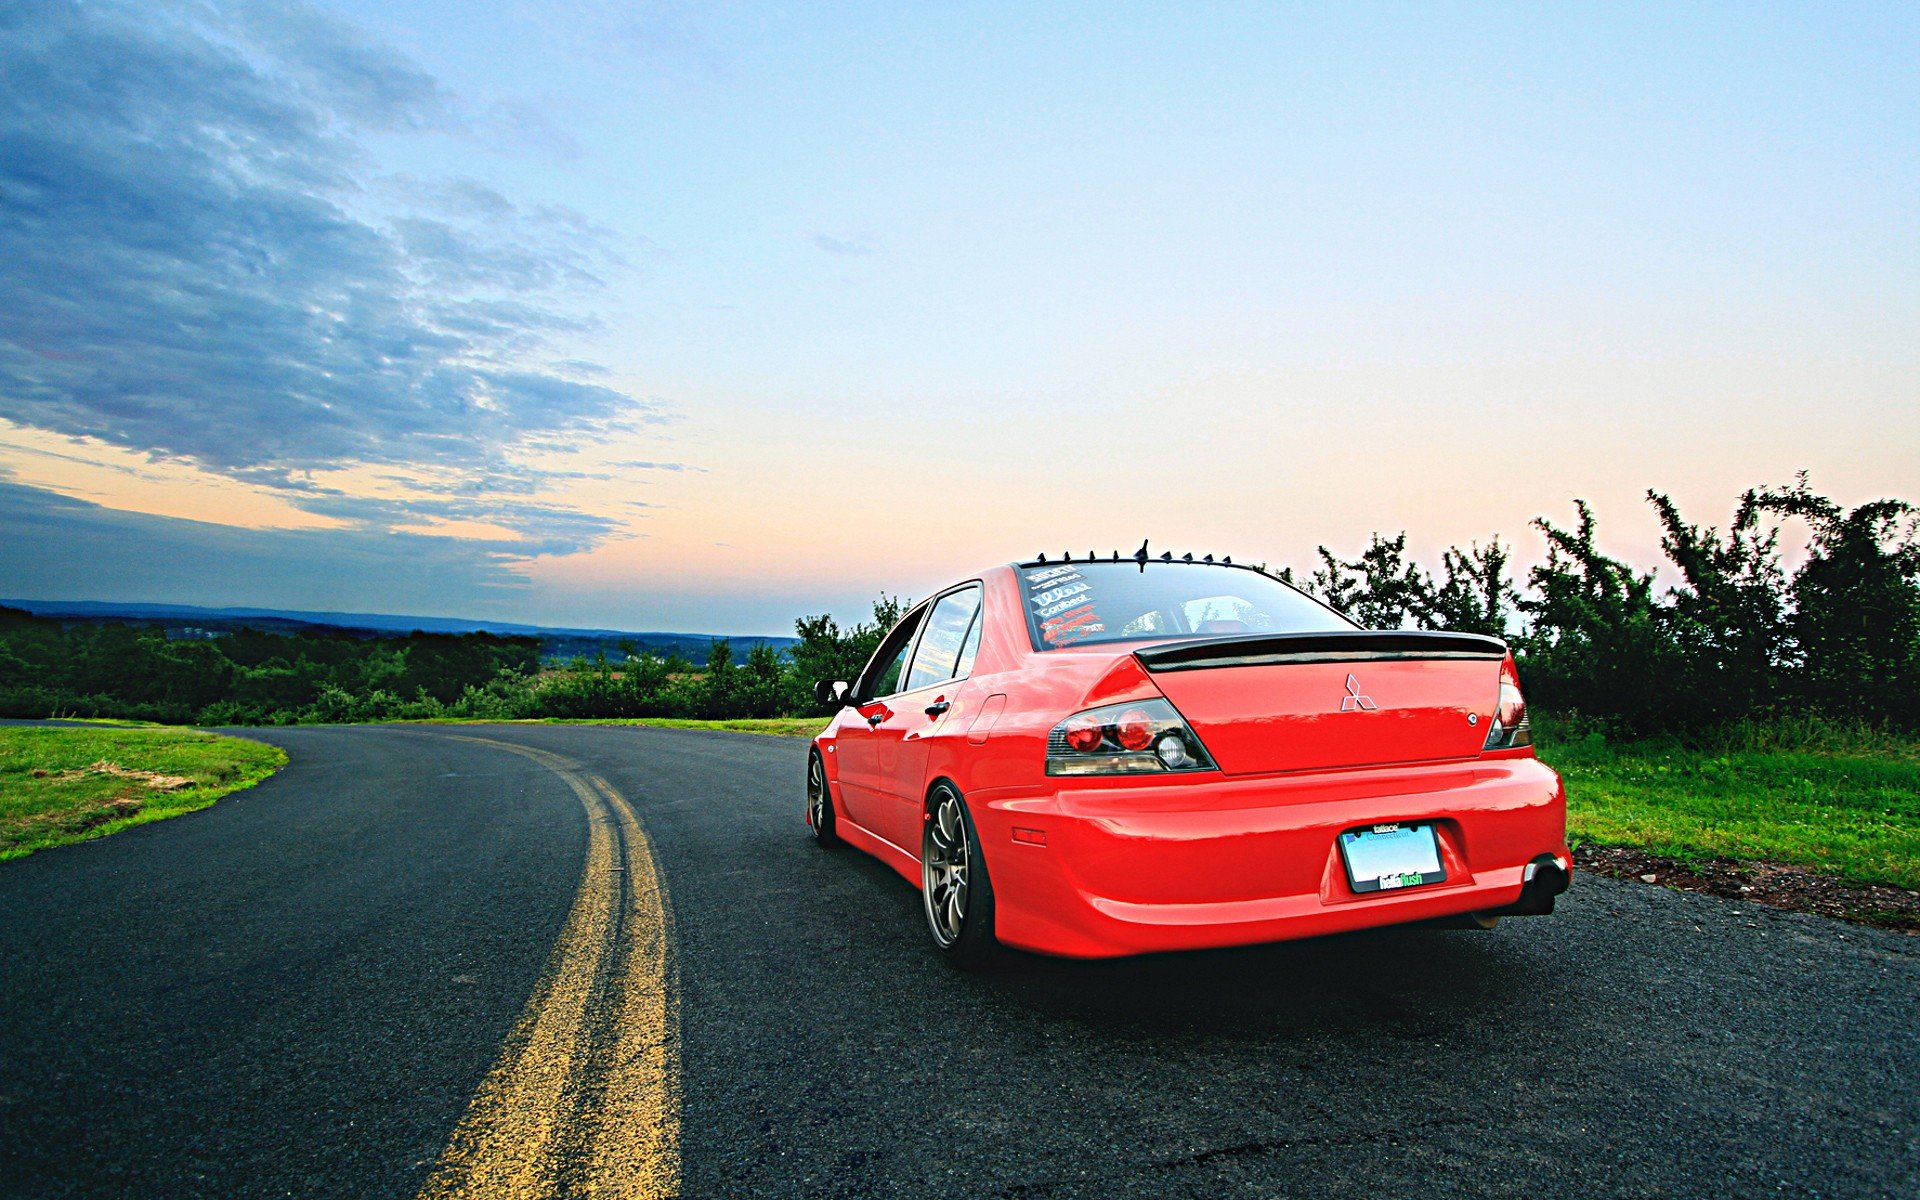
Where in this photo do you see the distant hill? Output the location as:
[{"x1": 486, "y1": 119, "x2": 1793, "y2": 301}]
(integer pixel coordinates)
[{"x1": 0, "y1": 599, "x2": 797, "y2": 666}]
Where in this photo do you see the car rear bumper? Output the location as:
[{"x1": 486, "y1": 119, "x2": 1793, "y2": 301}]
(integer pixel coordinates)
[{"x1": 970, "y1": 755, "x2": 1569, "y2": 958}]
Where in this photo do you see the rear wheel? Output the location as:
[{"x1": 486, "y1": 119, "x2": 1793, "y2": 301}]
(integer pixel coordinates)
[
  {"x1": 806, "y1": 752, "x2": 841, "y2": 847},
  {"x1": 922, "y1": 783, "x2": 998, "y2": 968}
]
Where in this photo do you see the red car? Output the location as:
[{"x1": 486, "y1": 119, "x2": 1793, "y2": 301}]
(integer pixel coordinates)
[{"x1": 806, "y1": 551, "x2": 1569, "y2": 966}]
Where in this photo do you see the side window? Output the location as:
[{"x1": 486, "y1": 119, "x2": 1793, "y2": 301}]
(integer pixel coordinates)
[
  {"x1": 861, "y1": 610, "x2": 925, "y2": 701},
  {"x1": 902, "y1": 586, "x2": 982, "y2": 693},
  {"x1": 953, "y1": 607, "x2": 984, "y2": 678}
]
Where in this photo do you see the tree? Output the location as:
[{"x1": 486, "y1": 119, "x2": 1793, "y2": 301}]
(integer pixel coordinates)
[
  {"x1": 1515, "y1": 501, "x2": 1678, "y2": 731},
  {"x1": 1647, "y1": 488, "x2": 1792, "y2": 721},
  {"x1": 787, "y1": 595, "x2": 907, "y2": 713},
  {"x1": 1308, "y1": 534, "x2": 1435, "y2": 630},
  {"x1": 1430, "y1": 539, "x2": 1518, "y2": 637},
  {"x1": 1745, "y1": 475, "x2": 1920, "y2": 725}
]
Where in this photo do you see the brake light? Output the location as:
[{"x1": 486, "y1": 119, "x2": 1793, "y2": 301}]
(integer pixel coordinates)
[
  {"x1": 1046, "y1": 699, "x2": 1217, "y2": 775},
  {"x1": 1482, "y1": 656, "x2": 1532, "y2": 750},
  {"x1": 1064, "y1": 715, "x2": 1105, "y2": 753},
  {"x1": 1114, "y1": 708, "x2": 1155, "y2": 751}
]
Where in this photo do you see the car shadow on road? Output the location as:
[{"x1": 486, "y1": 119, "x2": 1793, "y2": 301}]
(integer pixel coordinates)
[
  {"x1": 827, "y1": 843, "x2": 1566, "y2": 1042},
  {"x1": 971, "y1": 926, "x2": 1560, "y2": 1041}
]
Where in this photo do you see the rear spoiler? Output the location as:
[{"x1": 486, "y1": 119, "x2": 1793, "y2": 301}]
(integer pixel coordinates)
[{"x1": 1134, "y1": 630, "x2": 1509, "y2": 673}]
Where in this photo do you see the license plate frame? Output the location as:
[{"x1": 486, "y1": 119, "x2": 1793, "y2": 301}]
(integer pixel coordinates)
[{"x1": 1338, "y1": 822, "x2": 1446, "y2": 894}]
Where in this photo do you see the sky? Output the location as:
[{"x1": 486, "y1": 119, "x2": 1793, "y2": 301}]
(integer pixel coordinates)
[{"x1": 0, "y1": 1, "x2": 1914, "y2": 635}]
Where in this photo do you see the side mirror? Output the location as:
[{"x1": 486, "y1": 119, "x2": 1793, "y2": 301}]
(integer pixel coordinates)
[{"x1": 814, "y1": 679, "x2": 852, "y2": 706}]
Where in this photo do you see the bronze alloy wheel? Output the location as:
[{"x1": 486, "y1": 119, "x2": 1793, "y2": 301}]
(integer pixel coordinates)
[
  {"x1": 921, "y1": 783, "x2": 998, "y2": 967},
  {"x1": 807, "y1": 752, "x2": 841, "y2": 847},
  {"x1": 922, "y1": 786, "x2": 971, "y2": 946}
]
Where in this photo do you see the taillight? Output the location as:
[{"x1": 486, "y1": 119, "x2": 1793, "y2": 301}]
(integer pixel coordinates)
[
  {"x1": 1482, "y1": 656, "x2": 1532, "y2": 750},
  {"x1": 1063, "y1": 714, "x2": 1104, "y2": 752},
  {"x1": 1113, "y1": 708, "x2": 1155, "y2": 751},
  {"x1": 1046, "y1": 699, "x2": 1217, "y2": 775}
]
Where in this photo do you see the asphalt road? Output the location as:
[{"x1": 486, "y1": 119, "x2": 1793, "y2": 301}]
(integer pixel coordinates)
[{"x1": 1, "y1": 724, "x2": 1915, "y2": 1198}]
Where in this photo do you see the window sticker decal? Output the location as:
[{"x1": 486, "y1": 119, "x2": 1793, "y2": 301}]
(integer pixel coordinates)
[
  {"x1": 1016, "y1": 560, "x2": 1356, "y2": 651},
  {"x1": 1024, "y1": 566, "x2": 1106, "y2": 647}
]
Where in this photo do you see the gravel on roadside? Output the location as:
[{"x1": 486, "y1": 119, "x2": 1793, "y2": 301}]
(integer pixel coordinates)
[{"x1": 1575, "y1": 842, "x2": 1920, "y2": 932}]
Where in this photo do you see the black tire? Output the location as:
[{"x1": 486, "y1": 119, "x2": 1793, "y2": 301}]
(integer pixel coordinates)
[
  {"x1": 806, "y1": 751, "x2": 842, "y2": 848},
  {"x1": 921, "y1": 782, "x2": 999, "y2": 969}
]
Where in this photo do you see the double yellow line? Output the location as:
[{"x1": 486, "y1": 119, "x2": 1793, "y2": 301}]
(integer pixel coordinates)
[{"x1": 418, "y1": 738, "x2": 680, "y2": 1200}]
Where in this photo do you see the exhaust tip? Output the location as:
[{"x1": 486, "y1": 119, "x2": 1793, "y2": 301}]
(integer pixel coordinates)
[{"x1": 1500, "y1": 853, "x2": 1570, "y2": 916}]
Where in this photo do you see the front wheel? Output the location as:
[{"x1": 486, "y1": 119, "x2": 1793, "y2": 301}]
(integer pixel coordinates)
[
  {"x1": 922, "y1": 783, "x2": 998, "y2": 969},
  {"x1": 806, "y1": 752, "x2": 842, "y2": 847}
]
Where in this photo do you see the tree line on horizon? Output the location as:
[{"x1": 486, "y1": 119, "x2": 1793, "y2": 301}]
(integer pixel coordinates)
[
  {"x1": 1, "y1": 477, "x2": 1914, "y2": 737},
  {"x1": 1285, "y1": 474, "x2": 1919, "y2": 733}
]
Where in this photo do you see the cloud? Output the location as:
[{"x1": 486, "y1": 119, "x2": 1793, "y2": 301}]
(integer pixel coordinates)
[
  {"x1": 0, "y1": 479, "x2": 539, "y2": 612},
  {"x1": 227, "y1": 0, "x2": 450, "y2": 130},
  {"x1": 608, "y1": 460, "x2": 703, "y2": 473},
  {"x1": 811, "y1": 233, "x2": 880, "y2": 257},
  {"x1": 0, "y1": 0, "x2": 658, "y2": 547}
]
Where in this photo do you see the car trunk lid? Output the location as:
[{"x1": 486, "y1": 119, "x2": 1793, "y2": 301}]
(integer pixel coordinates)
[{"x1": 1135, "y1": 631, "x2": 1507, "y2": 775}]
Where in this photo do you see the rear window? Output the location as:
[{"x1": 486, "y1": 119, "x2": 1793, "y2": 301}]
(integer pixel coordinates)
[{"x1": 1019, "y1": 561, "x2": 1354, "y2": 650}]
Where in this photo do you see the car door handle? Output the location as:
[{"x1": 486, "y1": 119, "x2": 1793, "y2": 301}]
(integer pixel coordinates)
[
  {"x1": 865, "y1": 710, "x2": 886, "y2": 726},
  {"x1": 925, "y1": 701, "x2": 950, "y2": 717}
]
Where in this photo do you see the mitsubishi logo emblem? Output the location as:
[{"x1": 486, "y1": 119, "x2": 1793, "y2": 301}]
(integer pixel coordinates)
[{"x1": 1340, "y1": 673, "x2": 1377, "y2": 712}]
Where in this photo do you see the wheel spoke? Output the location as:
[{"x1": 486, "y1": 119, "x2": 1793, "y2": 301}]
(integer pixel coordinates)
[{"x1": 923, "y1": 790, "x2": 979, "y2": 947}]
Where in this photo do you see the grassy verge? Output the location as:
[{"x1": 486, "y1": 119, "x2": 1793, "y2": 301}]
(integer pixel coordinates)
[
  {"x1": 41, "y1": 716, "x2": 166, "y2": 727},
  {"x1": 0, "y1": 727, "x2": 286, "y2": 861},
  {"x1": 1536, "y1": 718, "x2": 1920, "y2": 892}
]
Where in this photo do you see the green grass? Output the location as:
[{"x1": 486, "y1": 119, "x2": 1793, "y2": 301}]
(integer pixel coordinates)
[
  {"x1": 42, "y1": 716, "x2": 166, "y2": 728},
  {"x1": 0, "y1": 727, "x2": 286, "y2": 861},
  {"x1": 1535, "y1": 719, "x2": 1920, "y2": 890}
]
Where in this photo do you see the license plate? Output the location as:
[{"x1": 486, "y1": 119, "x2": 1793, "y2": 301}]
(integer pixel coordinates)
[{"x1": 1338, "y1": 822, "x2": 1446, "y2": 894}]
